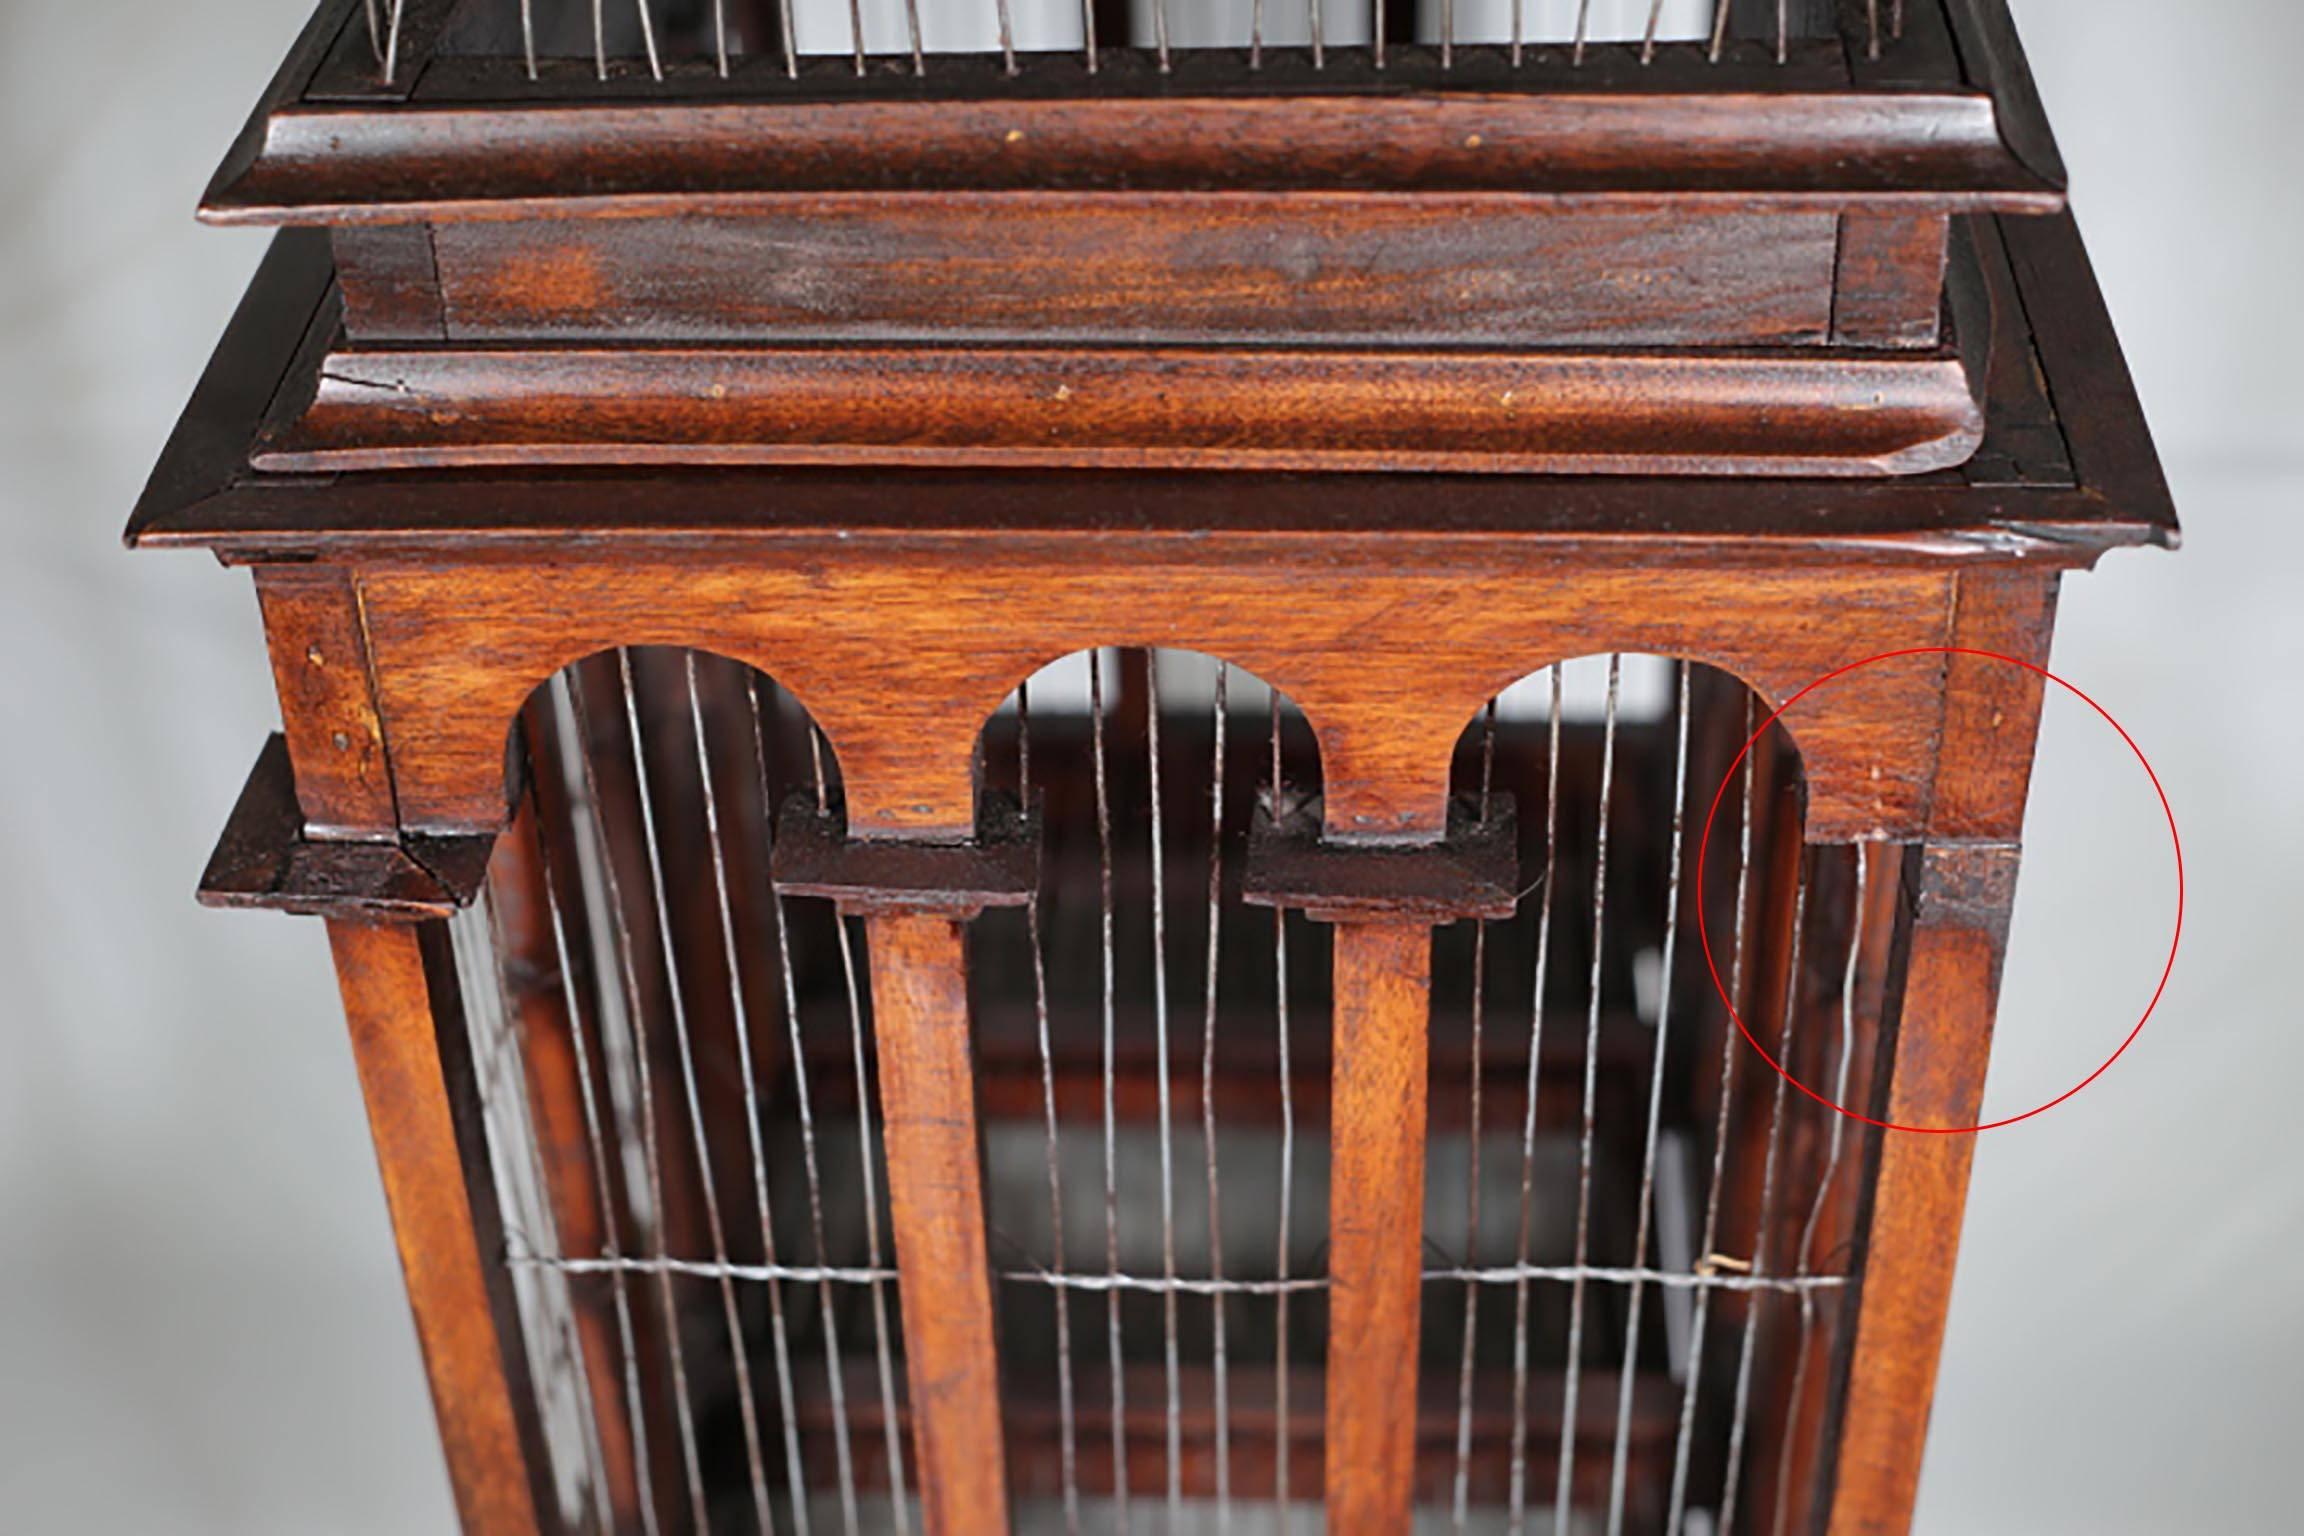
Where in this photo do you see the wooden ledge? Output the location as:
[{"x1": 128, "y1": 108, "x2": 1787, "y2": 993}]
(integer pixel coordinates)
[
  {"x1": 770, "y1": 794, "x2": 1039, "y2": 918},
  {"x1": 1243, "y1": 797, "x2": 1520, "y2": 924},
  {"x1": 199, "y1": 735, "x2": 493, "y2": 919}
]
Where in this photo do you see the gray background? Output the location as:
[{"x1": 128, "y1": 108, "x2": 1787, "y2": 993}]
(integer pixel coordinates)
[{"x1": 2, "y1": 0, "x2": 2296, "y2": 1529}]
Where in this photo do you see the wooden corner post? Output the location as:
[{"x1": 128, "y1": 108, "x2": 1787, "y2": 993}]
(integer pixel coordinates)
[
  {"x1": 772, "y1": 798, "x2": 1041, "y2": 1536},
  {"x1": 1826, "y1": 568, "x2": 2062, "y2": 1534},
  {"x1": 234, "y1": 560, "x2": 556, "y2": 1536}
]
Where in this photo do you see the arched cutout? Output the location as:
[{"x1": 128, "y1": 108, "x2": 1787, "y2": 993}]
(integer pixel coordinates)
[
  {"x1": 1403, "y1": 654, "x2": 1887, "y2": 1532},
  {"x1": 458, "y1": 646, "x2": 918, "y2": 1536},
  {"x1": 967, "y1": 646, "x2": 1340, "y2": 1520}
]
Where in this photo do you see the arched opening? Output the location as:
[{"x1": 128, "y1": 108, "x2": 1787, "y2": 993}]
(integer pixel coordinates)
[
  {"x1": 1414, "y1": 654, "x2": 1895, "y2": 1535},
  {"x1": 969, "y1": 646, "x2": 1335, "y2": 1525},
  {"x1": 451, "y1": 646, "x2": 914, "y2": 1536}
]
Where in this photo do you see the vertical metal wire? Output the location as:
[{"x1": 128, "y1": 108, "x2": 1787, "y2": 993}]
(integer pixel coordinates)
[
  {"x1": 1506, "y1": 664, "x2": 1565, "y2": 1535},
  {"x1": 1251, "y1": 0, "x2": 1265, "y2": 68},
  {"x1": 1154, "y1": 0, "x2": 1173, "y2": 72},
  {"x1": 1083, "y1": 0, "x2": 1101, "y2": 74},
  {"x1": 677, "y1": 657, "x2": 779, "y2": 1536},
  {"x1": 997, "y1": 0, "x2": 1018, "y2": 74},
  {"x1": 758, "y1": 682, "x2": 867, "y2": 1536},
  {"x1": 1770, "y1": 847, "x2": 1870, "y2": 1536},
  {"x1": 1555, "y1": 656, "x2": 1623, "y2": 1532},
  {"x1": 1203, "y1": 665, "x2": 1235, "y2": 1529},
  {"x1": 821, "y1": 755, "x2": 911, "y2": 1536},
  {"x1": 1718, "y1": 863, "x2": 1810, "y2": 1536},
  {"x1": 520, "y1": 0, "x2": 538, "y2": 79},
  {"x1": 1640, "y1": 0, "x2": 1665, "y2": 63},
  {"x1": 1451, "y1": 701, "x2": 1499, "y2": 1534},
  {"x1": 1091, "y1": 654, "x2": 1131, "y2": 1533},
  {"x1": 1665, "y1": 695, "x2": 1762, "y2": 1536},
  {"x1": 573, "y1": 656, "x2": 711, "y2": 1532},
  {"x1": 1572, "y1": 0, "x2": 1593, "y2": 63},
  {"x1": 383, "y1": 0, "x2": 404, "y2": 83},
  {"x1": 900, "y1": 0, "x2": 926, "y2": 72},
  {"x1": 1440, "y1": 0, "x2": 1454, "y2": 69},
  {"x1": 470, "y1": 884, "x2": 617, "y2": 1533},
  {"x1": 781, "y1": 0, "x2": 800, "y2": 76},
  {"x1": 1373, "y1": 0, "x2": 1386, "y2": 69},
  {"x1": 1707, "y1": 0, "x2": 1731, "y2": 62},
  {"x1": 740, "y1": 686, "x2": 823, "y2": 1536},
  {"x1": 1510, "y1": 0, "x2": 1523, "y2": 66},
  {"x1": 846, "y1": 0, "x2": 867, "y2": 76},
  {"x1": 593, "y1": 0, "x2": 608, "y2": 78},
  {"x1": 362, "y1": 0, "x2": 382, "y2": 64},
  {"x1": 1775, "y1": 0, "x2": 1788, "y2": 63},
  {"x1": 1147, "y1": 659, "x2": 1185, "y2": 1526},
  {"x1": 634, "y1": 0, "x2": 665, "y2": 80},
  {"x1": 1269, "y1": 702, "x2": 1296, "y2": 1535},
  {"x1": 1020, "y1": 682, "x2": 1085, "y2": 1536},
  {"x1": 1309, "y1": 0, "x2": 1325, "y2": 69},
  {"x1": 625, "y1": 653, "x2": 759, "y2": 1535},
  {"x1": 1606, "y1": 663, "x2": 1693, "y2": 1536},
  {"x1": 1865, "y1": 0, "x2": 1880, "y2": 61},
  {"x1": 542, "y1": 677, "x2": 665, "y2": 1536},
  {"x1": 713, "y1": 0, "x2": 730, "y2": 75}
]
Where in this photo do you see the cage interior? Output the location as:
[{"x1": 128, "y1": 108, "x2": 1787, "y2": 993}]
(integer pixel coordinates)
[{"x1": 453, "y1": 645, "x2": 1899, "y2": 1534}]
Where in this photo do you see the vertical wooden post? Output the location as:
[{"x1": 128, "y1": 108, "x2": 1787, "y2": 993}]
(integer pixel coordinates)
[
  {"x1": 327, "y1": 917, "x2": 554, "y2": 1536},
  {"x1": 1324, "y1": 919, "x2": 1434, "y2": 1536},
  {"x1": 1826, "y1": 570, "x2": 2060, "y2": 1533},
  {"x1": 863, "y1": 911, "x2": 1013, "y2": 1536}
]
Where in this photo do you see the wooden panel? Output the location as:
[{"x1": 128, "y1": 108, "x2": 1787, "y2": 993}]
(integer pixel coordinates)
[
  {"x1": 256, "y1": 339, "x2": 1984, "y2": 478},
  {"x1": 335, "y1": 225, "x2": 446, "y2": 341},
  {"x1": 865, "y1": 912, "x2": 1012, "y2": 1536},
  {"x1": 255, "y1": 563, "x2": 398, "y2": 838},
  {"x1": 326, "y1": 918, "x2": 550, "y2": 1536},
  {"x1": 1324, "y1": 920, "x2": 1433, "y2": 1536},
  {"x1": 1833, "y1": 214, "x2": 1949, "y2": 348},
  {"x1": 427, "y1": 208, "x2": 1836, "y2": 347},
  {"x1": 346, "y1": 554, "x2": 1957, "y2": 842}
]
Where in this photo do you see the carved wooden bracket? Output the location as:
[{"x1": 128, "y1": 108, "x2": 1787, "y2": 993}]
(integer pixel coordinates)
[
  {"x1": 1242, "y1": 794, "x2": 1520, "y2": 926},
  {"x1": 769, "y1": 792, "x2": 1040, "y2": 920}
]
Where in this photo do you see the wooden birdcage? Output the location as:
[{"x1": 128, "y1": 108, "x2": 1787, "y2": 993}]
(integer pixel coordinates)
[{"x1": 133, "y1": 1, "x2": 2173, "y2": 1532}]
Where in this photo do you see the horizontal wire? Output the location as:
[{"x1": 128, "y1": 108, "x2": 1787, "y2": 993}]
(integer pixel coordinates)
[{"x1": 511, "y1": 1244, "x2": 1845, "y2": 1297}]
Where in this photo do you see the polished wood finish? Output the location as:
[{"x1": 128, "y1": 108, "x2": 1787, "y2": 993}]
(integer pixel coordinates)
[
  {"x1": 326, "y1": 918, "x2": 551, "y2": 1536},
  {"x1": 1322, "y1": 920, "x2": 1435, "y2": 1536},
  {"x1": 862, "y1": 912, "x2": 1013, "y2": 1536}
]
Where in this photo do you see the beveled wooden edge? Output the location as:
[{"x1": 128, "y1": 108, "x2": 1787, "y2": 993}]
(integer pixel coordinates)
[
  {"x1": 769, "y1": 792, "x2": 1039, "y2": 917},
  {"x1": 199, "y1": 91, "x2": 2062, "y2": 227},
  {"x1": 251, "y1": 338, "x2": 1985, "y2": 479},
  {"x1": 1242, "y1": 796, "x2": 1519, "y2": 923},
  {"x1": 199, "y1": 733, "x2": 492, "y2": 918}
]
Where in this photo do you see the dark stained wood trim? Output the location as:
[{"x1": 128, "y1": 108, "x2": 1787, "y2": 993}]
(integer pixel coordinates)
[
  {"x1": 201, "y1": 92, "x2": 2063, "y2": 225},
  {"x1": 199, "y1": 735, "x2": 493, "y2": 919},
  {"x1": 1832, "y1": 214, "x2": 1949, "y2": 348},
  {"x1": 251, "y1": 337, "x2": 1986, "y2": 479}
]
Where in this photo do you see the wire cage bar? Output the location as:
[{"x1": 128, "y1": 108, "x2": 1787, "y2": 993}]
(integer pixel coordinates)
[
  {"x1": 438, "y1": 645, "x2": 1894, "y2": 1534},
  {"x1": 376, "y1": 0, "x2": 1883, "y2": 85}
]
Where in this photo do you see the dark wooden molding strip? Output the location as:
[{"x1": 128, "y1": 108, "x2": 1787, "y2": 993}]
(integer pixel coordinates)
[
  {"x1": 199, "y1": 735, "x2": 492, "y2": 919},
  {"x1": 253, "y1": 338, "x2": 1985, "y2": 478},
  {"x1": 769, "y1": 794, "x2": 1039, "y2": 918},
  {"x1": 201, "y1": 91, "x2": 2063, "y2": 226},
  {"x1": 1243, "y1": 799, "x2": 1520, "y2": 923}
]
